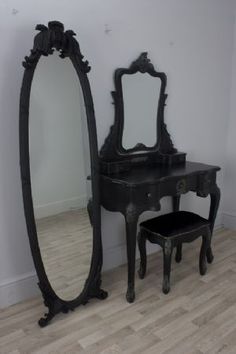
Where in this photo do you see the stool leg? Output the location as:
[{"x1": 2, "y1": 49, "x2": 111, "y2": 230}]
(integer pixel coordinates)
[
  {"x1": 199, "y1": 231, "x2": 209, "y2": 276},
  {"x1": 162, "y1": 239, "x2": 173, "y2": 294},
  {"x1": 173, "y1": 196, "x2": 182, "y2": 264},
  {"x1": 206, "y1": 227, "x2": 214, "y2": 263},
  {"x1": 175, "y1": 244, "x2": 182, "y2": 263},
  {"x1": 138, "y1": 232, "x2": 147, "y2": 279},
  {"x1": 206, "y1": 248, "x2": 214, "y2": 264}
]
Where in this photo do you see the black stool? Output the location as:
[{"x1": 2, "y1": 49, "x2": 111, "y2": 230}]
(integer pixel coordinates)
[{"x1": 138, "y1": 211, "x2": 211, "y2": 294}]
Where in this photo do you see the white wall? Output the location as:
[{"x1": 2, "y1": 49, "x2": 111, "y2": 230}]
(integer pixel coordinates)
[
  {"x1": 223, "y1": 6, "x2": 236, "y2": 229},
  {"x1": 0, "y1": 0, "x2": 235, "y2": 307}
]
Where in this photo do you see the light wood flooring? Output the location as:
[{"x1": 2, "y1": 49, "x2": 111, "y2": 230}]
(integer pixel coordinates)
[
  {"x1": 1, "y1": 228, "x2": 236, "y2": 354},
  {"x1": 36, "y1": 208, "x2": 92, "y2": 301}
]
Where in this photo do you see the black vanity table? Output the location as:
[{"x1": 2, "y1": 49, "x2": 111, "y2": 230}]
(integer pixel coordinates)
[
  {"x1": 99, "y1": 53, "x2": 221, "y2": 303},
  {"x1": 100, "y1": 162, "x2": 220, "y2": 302}
]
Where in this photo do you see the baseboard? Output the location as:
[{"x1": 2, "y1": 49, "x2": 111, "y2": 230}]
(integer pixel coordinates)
[
  {"x1": 0, "y1": 242, "x2": 159, "y2": 308},
  {"x1": 103, "y1": 241, "x2": 160, "y2": 272},
  {"x1": 0, "y1": 213, "x2": 223, "y2": 308},
  {"x1": 0, "y1": 271, "x2": 39, "y2": 309},
  {"x1": 103, "y1": 215, "x2": 223, "y2": 272},
  {"x1": 34, "y1": 195, "x2": 87, "y2": 219},
  {"x1": 214, "y1": 212, "x2": 223, "y2": 230},
  {"x1": 222, "y1": 212, "x2": 236, "y2": 230}
]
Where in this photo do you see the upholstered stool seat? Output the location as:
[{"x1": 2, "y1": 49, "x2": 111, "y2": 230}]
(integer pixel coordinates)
[{"x1": 138, "y1": 211, "x2": 211, "y2": 294}]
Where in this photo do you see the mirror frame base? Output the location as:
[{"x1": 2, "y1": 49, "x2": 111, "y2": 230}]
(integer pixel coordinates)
[
  {"x1": 38, "y1": 279, "x2": 108, "y2": 327},
  {"x1": 19, "y1": 21, "x2": 108, "y2": 327}
]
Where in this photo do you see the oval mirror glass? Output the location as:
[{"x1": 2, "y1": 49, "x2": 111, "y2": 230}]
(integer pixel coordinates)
[{"x1": 29, "y1": 52, "x2": 92, "y2": 301}]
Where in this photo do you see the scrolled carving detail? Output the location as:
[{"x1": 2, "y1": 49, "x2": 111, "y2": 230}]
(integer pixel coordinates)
[
  {"x1": 23, "y1": 21, "x2": 90, "y2": 73},
  {"x1": 99, "y1": 52, "x2": 185, "y2": 173},
  {"x1": 159, "y1": 94, "x2": 177, "y2": 154},
  {"x1": 37, "y1": 282, "x2": 74, "y2": 327},
  {"x1": 99, "y1": 123, "x2": 117, "y2": 160},
  {"x1": 130, "y1": 52, "x2": 155, "y2": 73},
  {"x1": 197, "y1": 173, "x2": 211, "y2": 197},
  {"x1": 99, "y1": 91, "x2": 119, "y2": 160},
  {"x1": 176, "y1": 179, "x2": 187, "y2": 194}
]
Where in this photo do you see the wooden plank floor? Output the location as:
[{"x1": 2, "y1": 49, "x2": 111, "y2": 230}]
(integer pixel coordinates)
[
  {"x1": 1, "y1": 228, "x2": 236, "y2": 354},
  {"x1": 36, "y1": 208, "x2": 92, "y2": 301}
]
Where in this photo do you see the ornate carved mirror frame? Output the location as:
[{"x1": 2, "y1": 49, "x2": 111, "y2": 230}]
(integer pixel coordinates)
[
  {"x1": 19, "y1": 21, "x2": 107, "y2": 327},
  {"x1": 100, "y1": 53, "x2": 186, "y2": 174}
]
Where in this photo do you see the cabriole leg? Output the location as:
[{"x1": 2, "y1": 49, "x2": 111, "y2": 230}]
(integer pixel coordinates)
[
  {"x1": 207, "y1": 185, "x2": 221, "y2": 263},
  {"x1": 175, "y1": 244, "x2": 182, "y2": 263},
  {"x1": 173, "y1": 196, "x2": 182, "y2": 263},
  {"x1": 162, "y1": 239, "x2": 173, "y2": 294},
  {"x1": 125, "y1": 210, "x2": 138, "y2": 303}
]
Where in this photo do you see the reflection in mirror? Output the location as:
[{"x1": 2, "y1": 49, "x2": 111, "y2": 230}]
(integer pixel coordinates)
[
  {"x1": 29, "y1": 52, "x2": 92, "y2": 301},
  {"x1": 122, "y1": 73, "x2": 161, "y2": 150}
]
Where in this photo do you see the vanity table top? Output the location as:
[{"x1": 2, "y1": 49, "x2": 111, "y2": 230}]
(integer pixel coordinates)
[{"x1": 101, "y1": 161, "x2": 220, "y2": 187}]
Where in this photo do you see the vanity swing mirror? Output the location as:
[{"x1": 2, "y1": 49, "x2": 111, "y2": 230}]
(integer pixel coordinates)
[
  {"x1": 100, "y1": 52, "x2": 186, "y2": 174},
  {"x1": 19, "y1": 21, "x2": 107, "y2": 327}
]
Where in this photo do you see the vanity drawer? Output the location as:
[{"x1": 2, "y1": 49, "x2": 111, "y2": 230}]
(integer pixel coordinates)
[
  {"x1": 133, "y1": 185, "x2": 160, "y2": 209},
  {"x1": 175, "y1": 178, "x2": 188, "y2": 194},
  {"x1": 175, "y1": 175, "x2": 198, "y2": 195},
  {"x1": 159, "y1": 175, "x2": 198, "y2": 197},
  {"x1": 196, "y1": 172, "x2": 216, "y2": 196}
]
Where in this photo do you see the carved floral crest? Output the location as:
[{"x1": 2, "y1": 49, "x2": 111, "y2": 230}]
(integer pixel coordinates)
[
  {"x1": 23, "y1": 21, "x2": 90, "y2": 73},
  {"x1": 130, "y1": 52, "x2": 155, "y2": 73}
]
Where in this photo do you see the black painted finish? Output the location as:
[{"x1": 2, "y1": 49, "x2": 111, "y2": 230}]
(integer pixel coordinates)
[
  {"x1": 99, "y1": 54, "x2": 221, "y2": 302},
  {"x1": 138, "y1": 211, "x2": 211, "y2": 294},
  {"x1": 100, "y1": 53, "x2": 186, "y2": 174},
  {"x1": 19, "y1": 21, "x2": 107, "y2": 327},
  {"x1": 100, "y1": 53, "x2": 220, "y2": 302},
  {"x1": 101, "y1": 161, "x2": 220, "y2": 187},
  {"x1": 100, "y1": 162, "x2": 221, "y2": 302},
  {"x1": 172, "y1": 195, "x2": 182, "y2": 262}
]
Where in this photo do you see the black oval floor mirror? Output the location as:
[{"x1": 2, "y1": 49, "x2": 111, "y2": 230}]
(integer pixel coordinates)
[{"x1": 19, "y1": 21, "x2": 108, "y2": 327}]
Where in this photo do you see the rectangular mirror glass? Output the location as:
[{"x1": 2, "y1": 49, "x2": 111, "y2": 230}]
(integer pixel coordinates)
[{"x1": 122, "y1": 73, "x2": 161, "y2": 150}]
